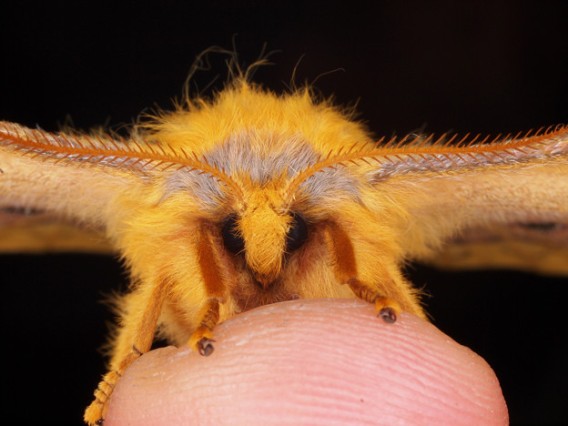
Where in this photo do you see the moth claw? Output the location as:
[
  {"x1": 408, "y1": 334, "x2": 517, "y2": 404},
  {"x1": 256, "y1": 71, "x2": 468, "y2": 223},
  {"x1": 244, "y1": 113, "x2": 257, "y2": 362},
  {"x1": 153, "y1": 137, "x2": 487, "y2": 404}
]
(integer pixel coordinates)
[
  {"x1": 197, "y1": 337, "x2": 216, "y2": 356},
  {"x1": 378, "y1": 306, "x2": 397, "y2": 323},
  {"x1": 374, "y1": 296, "x2": 400, "y2": 324}
]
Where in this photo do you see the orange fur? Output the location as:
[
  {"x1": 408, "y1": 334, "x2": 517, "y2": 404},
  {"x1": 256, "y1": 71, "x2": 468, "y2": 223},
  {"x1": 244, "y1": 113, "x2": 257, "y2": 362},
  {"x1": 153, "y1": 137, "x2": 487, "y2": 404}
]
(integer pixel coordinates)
[{"x1": 0, "y1": 77, "x2": 566, "y2": 425}]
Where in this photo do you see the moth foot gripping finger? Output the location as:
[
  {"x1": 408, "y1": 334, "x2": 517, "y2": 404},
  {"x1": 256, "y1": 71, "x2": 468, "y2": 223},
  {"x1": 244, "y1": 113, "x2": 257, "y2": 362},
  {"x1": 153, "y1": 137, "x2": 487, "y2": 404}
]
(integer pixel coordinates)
[
  {"x1": 83, "y1": 371, "x2": 119, "y2": 425},
  {"x1": 374, "y1": 296, "x2": 401, "y2": 323},
  {"x1": 189, "y1": 327, "x2": 216, "y2": 356},
  {"x1": 346, "y1": 278, "x2": 401, "y2": 323},
  {"x1": 188, "y1": 298, "x2": 221, "y2": 356},
  {"x1": 84, "y1": 400, "x2": 104, "y2": 426},
  {"x1": 84, "y1": 346, "x2": 143, "y2": 425}
]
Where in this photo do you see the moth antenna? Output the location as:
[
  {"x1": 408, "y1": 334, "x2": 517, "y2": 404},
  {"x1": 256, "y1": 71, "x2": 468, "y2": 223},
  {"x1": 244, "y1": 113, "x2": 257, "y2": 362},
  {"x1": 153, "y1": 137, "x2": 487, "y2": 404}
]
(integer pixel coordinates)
[
  {"x1": 105, "y1": 137, "x2": 122, "y2": 151},
  {"x1": 160, "y1": 162, "x2": 177, "y2": 172},
  {"x1": 85, "y1": 137, "x2": 99, "y2": 150},
  {"x1": 166, "y1": 143, "x2": 178, "y2": 157},
  {"x1": 385, "y1": 135, "x2": 398, "y2": 147},
  {"x1": 284, "y1": 125, "x2": 568, "y2": 199},
  {"x1": 489, "y1": 133, "x2": 502, "y2": 144},
  {"x1": 523, "y1": 128, "x2": 534, "y2": 139},
  {"x1": 439, "y1": 133, "x2": 454, "y2": 147},
  {"x1": 477, "y1": 134, "x2": 491, "y2": 145},
  {"x1": 155, "y1": 143, "x2": 167, "y2": 156},
  {"x1": 466, "y1": 133, "x2": 481, "y2": 146},
  {"x1": 145, "y1": 143, "x2": 158, "y2": 155},
  {"x1": 397, "y1": 134, "x2": 411, "y2": 147},
  {"x1": 0, "y1": 121, "x2": 245, "y2": 202},
  {"x1": 371, "y1": 125, "x2": 568, "y2": 179},
  {"x1": 455, "y1": 133, "x2": 471, "y2": 146},
  {"x1": 454, "y1": 153, "x2": 466, "y2": 162},
  {"x1": 346, "y1": 143, "x2": 357, "y2": 154},
  {"x1": 421, "y1": 133, "x2": 435, "y2": 145}
]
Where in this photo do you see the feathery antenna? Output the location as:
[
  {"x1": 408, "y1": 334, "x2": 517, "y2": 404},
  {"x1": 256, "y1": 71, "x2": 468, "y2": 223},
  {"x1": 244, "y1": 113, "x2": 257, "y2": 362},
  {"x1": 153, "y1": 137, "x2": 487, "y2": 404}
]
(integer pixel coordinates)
[
  {"x1": 0, "y1": 121, "x2": 245, "y2": 201},
  {"x1": 284, "y1": 125, "x2": 568, "y2": 197}
]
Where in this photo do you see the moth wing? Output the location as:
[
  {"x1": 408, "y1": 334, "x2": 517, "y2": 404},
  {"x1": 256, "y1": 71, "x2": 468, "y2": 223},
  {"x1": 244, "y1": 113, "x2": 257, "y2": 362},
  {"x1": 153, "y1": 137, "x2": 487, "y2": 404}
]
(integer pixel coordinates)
[
  {"x1": 362, "y1": 127, "x2": 568, "y2": 276},
  {"x1": 0, "y1": 121, "x2": 142, "y2": 254},
  {"x1": 0, "y1": 209, "x2": 114, "y2": 253},
  {"x1": 422, "y1": 223, "x2": 568, "y2": 276}
]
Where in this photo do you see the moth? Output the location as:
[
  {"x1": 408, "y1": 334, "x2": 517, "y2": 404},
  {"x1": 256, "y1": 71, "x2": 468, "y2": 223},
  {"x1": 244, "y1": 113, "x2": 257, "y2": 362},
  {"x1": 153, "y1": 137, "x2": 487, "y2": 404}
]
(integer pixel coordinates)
[{"x1": 1, "y1": 75, "x2": 567, "y2": 425}]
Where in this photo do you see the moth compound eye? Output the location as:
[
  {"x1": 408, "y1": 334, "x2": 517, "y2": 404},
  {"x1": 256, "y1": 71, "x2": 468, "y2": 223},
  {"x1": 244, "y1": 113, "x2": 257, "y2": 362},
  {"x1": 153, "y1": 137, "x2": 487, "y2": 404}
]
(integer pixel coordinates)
[
  {"x1": 221, "y1": 214, "x2": 245, "y2": 254},
  {"x1": 286, "y1": 212, "x2": 308, "y2": 253}
]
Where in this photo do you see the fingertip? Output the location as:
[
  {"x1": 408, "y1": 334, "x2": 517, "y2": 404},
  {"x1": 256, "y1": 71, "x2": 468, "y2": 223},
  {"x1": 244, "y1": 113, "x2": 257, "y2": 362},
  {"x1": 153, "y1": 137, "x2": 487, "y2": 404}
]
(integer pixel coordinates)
[{"x1": 105, "y1": 299, "x2": 508, "y2": 425}]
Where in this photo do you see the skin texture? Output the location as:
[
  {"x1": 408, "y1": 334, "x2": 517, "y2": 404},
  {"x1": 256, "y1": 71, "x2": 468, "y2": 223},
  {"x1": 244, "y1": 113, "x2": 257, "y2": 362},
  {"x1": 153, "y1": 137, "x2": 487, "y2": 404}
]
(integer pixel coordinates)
[{"x1": 104, "y1": 299, "x2": 508, "y2": 426}]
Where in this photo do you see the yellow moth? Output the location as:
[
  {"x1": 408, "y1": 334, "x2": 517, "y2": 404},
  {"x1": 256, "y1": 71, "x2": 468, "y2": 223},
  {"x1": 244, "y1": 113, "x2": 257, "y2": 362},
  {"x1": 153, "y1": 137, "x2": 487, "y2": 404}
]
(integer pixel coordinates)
[{"x1": 1, "y1": 72, "x2": 567, "y2": 425}]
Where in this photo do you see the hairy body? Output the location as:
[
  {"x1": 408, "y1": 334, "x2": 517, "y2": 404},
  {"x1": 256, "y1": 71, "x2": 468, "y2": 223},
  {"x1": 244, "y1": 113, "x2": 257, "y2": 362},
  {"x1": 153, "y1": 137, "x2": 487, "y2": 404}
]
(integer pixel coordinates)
[{"x1": 1, "y1": 79, "x2": 566, "y2": 425}]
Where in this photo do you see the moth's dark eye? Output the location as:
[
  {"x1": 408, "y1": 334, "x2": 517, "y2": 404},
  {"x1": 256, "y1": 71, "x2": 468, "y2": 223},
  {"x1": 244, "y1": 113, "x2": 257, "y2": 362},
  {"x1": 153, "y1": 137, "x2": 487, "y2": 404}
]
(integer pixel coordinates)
[
  {"x1": 286, "y1": 212, "x2": 308, "y2": 253},
  {"x1": 221, "y1": 214, "x2": 245, "y2": 254}
]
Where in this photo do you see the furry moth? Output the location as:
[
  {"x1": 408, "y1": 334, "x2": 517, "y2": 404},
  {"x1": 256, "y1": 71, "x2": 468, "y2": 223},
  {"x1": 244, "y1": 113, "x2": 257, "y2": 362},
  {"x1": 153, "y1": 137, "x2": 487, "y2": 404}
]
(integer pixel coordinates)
[{"x1": 1, "y1": 77, "x2": 567, "y2": 425}]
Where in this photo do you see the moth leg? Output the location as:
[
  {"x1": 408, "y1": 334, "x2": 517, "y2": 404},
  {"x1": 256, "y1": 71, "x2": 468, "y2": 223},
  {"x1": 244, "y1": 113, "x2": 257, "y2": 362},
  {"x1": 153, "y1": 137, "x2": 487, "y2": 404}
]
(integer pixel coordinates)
[
  {"x1": 188, "y1": 298, "x2": 221, "y2": 356},
  {"x1": 84, "y1": 277, "x2": 169, "y2": 426},
  {"x1": 346, "y1": 277, "x2": 401, "y2": 323},
  {"x1": 324, "y1": 220, "x2": 401, "y2": 322},
  {"x1": 187, "y1": 222, "x2": 227, "y2": 356}
]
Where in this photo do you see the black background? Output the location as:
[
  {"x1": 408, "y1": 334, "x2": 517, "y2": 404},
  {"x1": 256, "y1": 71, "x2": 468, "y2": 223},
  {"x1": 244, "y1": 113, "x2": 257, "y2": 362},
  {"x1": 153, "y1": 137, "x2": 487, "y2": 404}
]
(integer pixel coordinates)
[{"x1": 1, "y1": 1, "x2": 567, "y2": 425}]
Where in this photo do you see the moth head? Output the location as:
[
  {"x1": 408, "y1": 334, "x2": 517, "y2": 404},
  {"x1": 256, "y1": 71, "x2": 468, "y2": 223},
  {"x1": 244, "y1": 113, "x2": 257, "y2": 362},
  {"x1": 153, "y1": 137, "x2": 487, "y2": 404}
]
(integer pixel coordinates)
[{"x1": 220, "y1": 188, "x2": 308, "y2": 288}]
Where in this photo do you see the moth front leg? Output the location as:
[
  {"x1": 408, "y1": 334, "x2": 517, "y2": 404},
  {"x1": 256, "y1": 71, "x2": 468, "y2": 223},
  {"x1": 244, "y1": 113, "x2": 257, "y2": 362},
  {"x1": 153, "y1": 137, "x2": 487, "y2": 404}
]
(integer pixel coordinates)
[
  {"x1": 324, "y1": 220, "x2": 404, "y2": 322},
  {"x1": 187, "y1": 222, "x2": 228, "y2": 356},
  {"x1": 188, "y1": 298, "x2": 221, "y2": 356},
  {"x1": 346, "y1": 277, "x2": 401, "y2": 323},
  {"x1": 84, "y1": 277, "x2": 169, "y2": 426}
]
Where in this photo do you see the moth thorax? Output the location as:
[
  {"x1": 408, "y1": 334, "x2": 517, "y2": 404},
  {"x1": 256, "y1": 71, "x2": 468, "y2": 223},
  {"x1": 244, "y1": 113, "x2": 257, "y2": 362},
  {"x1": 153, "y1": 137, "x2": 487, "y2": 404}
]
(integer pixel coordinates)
[{"x1": 240, "y1": 205, "x2": 290, "y2": 287}]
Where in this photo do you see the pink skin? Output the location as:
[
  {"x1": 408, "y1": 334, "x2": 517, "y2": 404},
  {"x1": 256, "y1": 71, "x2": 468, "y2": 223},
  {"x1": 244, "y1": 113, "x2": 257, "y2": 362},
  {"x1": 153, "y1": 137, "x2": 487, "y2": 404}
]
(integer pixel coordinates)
[{"x1": 104, "y1": 299, "x2": 508, "y2": 425}]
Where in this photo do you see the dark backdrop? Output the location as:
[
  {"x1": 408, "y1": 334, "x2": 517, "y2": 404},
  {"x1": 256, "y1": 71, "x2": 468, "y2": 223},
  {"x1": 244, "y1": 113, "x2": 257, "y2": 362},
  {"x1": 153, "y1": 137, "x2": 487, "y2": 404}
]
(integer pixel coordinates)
[{"x1": 1, "y1": 1, "x2": 567, "y2": 425}]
